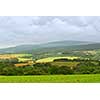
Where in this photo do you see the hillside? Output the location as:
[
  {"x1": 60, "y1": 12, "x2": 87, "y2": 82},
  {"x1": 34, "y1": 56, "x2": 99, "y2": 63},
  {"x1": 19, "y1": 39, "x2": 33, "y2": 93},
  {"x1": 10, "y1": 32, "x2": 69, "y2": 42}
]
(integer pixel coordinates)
[
  {"x1": 40, "y1": 40, "x2": 91, "y2": 47},
  {"x1": 64, "y1": 43, "x2": 100, "y2": 50},
  {"x1": 0, "y1": 40, "x2": 96, "y2": 54}
]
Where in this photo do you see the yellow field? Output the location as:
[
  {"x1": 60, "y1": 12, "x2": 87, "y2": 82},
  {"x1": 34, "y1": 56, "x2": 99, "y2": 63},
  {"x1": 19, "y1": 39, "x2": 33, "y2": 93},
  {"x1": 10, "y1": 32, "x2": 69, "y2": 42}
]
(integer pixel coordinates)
[
  {"x1": 18, "y1": 57, "x2": 32, "y2": 62},
  {"x1": 36, "y1": 56, "x2": 79, "y2": 63},
  {"x1": 0, "y1": 54, "x2": 32, "y2": 62},
  {"x1": 14, "y1": 61, "x2": 34, "y2": 67},
  {"x1": 0, "y1": 54, "x2": 31, "y2": 58}
]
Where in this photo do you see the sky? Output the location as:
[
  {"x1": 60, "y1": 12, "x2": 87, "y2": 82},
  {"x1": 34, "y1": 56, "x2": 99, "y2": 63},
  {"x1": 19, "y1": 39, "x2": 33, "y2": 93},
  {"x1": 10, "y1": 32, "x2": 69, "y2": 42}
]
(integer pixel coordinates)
[{"x1": 0, "y1": 16, "x2": 100, "y2": 48}]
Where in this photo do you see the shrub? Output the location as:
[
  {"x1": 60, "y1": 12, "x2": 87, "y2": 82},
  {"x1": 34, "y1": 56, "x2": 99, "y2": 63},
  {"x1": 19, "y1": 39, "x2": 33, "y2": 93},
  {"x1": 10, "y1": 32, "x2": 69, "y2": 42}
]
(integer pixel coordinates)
[{"x1": 48, "y1": 66, "x2": 74, "y2": 75}]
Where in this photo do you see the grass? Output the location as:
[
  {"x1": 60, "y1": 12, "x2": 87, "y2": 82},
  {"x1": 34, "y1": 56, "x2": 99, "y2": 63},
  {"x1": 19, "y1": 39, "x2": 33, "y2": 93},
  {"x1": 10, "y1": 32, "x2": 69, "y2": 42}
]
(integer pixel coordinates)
[
  {"x1": 51, "y1": 61, "x2": 79, "y2": 68},
  {"x1": 36, "y1": 56, "x2": 79, "y2": 63},
  {"x1": 0, "y1": 74, "x2": 100, "y2": 83},
  {"x1": 18, "y1": 57, "x2": 32, "y2": 62}
]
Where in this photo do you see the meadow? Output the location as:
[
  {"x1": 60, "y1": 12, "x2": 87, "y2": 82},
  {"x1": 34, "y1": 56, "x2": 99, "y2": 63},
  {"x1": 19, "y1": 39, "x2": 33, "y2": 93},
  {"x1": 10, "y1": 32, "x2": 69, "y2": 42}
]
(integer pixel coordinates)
[
  {"x1": 51, "y1": 61, "x2": 79, "y2": 68},
  {"x1": 0, "y1": 74, "x2": 100, "y2": 83},
  {"x1": 36, "y1": 56, "x2": 79, "y2": 63}
]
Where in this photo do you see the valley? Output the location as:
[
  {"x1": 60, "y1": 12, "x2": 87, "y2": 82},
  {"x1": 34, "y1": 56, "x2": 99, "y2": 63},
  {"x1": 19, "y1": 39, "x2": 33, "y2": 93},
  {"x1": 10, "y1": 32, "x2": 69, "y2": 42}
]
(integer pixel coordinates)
[{"x1": 0, "y1": 40, "x2": 100, "y2": 82}]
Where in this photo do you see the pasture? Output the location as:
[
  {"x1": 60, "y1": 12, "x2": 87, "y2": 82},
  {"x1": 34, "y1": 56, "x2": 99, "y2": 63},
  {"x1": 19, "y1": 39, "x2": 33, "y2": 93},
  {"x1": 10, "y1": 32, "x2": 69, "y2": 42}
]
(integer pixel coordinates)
[
  {"x1": 18, "y1": 57, "x2": 32, "y2": 62},
  {"x1": 0, "y1": 74, "x2": 100, "y2": 83},
  {"x1": 36, "y1": 56, "x2": 79, "y2": 63},
  {"x1": 51, "y1": 61, "x2": 79, "y2": 68}
]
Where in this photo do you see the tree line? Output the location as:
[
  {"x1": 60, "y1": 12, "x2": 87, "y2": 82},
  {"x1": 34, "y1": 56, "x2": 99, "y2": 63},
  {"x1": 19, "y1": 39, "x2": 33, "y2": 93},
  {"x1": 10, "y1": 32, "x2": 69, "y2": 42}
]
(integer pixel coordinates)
[{"x1": 0, "y1": 60, "x2": 100, "y2": 75}]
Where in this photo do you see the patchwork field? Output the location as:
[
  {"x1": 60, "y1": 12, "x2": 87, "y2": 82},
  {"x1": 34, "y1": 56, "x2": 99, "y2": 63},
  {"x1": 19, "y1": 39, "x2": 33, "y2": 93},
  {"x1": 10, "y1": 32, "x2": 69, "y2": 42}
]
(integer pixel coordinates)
[
  {"x1": 0, "y1": 54, "x2": 32, "y2": 62},
  {"x1": 0, "y1": 74, "x2": 100, "y2": 83}
]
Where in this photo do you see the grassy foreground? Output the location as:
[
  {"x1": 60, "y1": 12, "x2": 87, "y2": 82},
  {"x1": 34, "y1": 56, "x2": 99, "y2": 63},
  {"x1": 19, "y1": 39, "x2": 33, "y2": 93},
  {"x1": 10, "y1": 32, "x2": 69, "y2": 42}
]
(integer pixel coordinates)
[{"x1": 0, "y1": 74, "x2": 100, "y2": 83}]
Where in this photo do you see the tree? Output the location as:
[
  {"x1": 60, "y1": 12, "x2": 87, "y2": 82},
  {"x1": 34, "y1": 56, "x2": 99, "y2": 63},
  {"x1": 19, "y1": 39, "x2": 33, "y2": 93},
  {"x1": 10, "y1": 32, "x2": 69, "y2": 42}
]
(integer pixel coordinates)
[
  {"x1": 57, "y1": 66, "x2": 74, "y2": 74},
  {"x1": 48, "y1": 66, "x2": 58, "y2": 74},
  {"x1": 53, "y1": 58, "x2": 69, "y2": 62},
  {"x1": 48, "y1": 66, "x2": 73, "y2": 75},
  {"x1": 75, "y1": 62, "x2": 98, "y2": 74}
]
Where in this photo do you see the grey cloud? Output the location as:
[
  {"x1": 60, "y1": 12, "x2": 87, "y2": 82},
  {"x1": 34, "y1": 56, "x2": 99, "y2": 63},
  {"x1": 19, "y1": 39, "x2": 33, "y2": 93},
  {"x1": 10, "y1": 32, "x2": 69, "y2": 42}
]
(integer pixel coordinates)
[{"x1": 0, "y1": 16, "x2": 100, "y2": 48}]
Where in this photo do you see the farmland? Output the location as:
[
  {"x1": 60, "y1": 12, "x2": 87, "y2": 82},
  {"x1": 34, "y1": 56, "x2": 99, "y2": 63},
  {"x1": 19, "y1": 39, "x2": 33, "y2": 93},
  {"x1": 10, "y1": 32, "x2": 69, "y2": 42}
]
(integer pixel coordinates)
[
  {"x1": 0, "y1": 50, "x2": 100, "y2": 83},
  {"x1": 0, "y1": 53, "x2": 80, "y2": 67},
  {"x1": 18, "y1": 57, "x2": 32, "y2": 62},
  {"x1": 0, "y1": 54, "x2": 32, "y2": 58},
  {"x1": 0, "y1": 74, "x2": 100, "y2": 83},
  {"x1": 36, "y1": 56, "x2": 79, "y2": 63},
  {"x1": 0, "y1": 54, "x2": 32, "y2": 62},
  {"x1": 51, "y1": 61, "x2": 79, "y2": 68}
]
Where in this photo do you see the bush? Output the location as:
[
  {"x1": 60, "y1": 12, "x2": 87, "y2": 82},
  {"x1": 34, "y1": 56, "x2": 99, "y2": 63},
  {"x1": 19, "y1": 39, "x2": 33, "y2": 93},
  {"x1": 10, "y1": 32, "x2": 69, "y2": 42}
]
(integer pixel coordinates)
[
  {"x1": 48, "y1": 66, "x2": 74, "y2": 75},
  {"x1": 0, "y1": 60, "x2": 100, "y2": 75},
  {"x1": 57, "y1": 66, "x2": 74, "y2": 75},
  {"x1": 75, "y1": 62, "x2": 100, "y2": 74}
]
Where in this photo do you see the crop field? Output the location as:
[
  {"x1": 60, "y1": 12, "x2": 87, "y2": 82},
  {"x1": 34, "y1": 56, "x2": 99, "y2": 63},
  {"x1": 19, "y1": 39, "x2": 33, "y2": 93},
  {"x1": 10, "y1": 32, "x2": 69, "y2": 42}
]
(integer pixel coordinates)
[
  {"x1": 0, "y1": 54, "x2": 32, "y2": 62},
  {"x1": 0, "y1": 54, "x2": 32, "y2": 58},
  {"x1": 36, "y1": 56, "x2": 79, "y2": 63},
  {"x1": 0, "y1": 74, "x2": 100, "y2": 83}
]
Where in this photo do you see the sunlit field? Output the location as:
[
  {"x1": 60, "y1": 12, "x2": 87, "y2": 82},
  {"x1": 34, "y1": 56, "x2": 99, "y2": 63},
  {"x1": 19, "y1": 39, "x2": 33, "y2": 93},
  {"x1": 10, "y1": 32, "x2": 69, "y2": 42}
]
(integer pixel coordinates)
[
  {"x1": 0, "y1": 54, "x2": 32, "y2": 62},
  {"x1": 0, "y1": 54, "x2": 31, "y2": 58},
  {"x1": 36, "y1": 56, "x2": 79, "y2": 63}
]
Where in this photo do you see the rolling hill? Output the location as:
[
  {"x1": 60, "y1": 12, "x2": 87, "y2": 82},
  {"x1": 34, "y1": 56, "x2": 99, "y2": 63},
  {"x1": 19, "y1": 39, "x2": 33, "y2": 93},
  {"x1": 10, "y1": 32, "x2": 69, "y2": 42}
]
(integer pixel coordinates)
[{"x1": 0, "y1": 40, "x2": 98, "y2": 54}]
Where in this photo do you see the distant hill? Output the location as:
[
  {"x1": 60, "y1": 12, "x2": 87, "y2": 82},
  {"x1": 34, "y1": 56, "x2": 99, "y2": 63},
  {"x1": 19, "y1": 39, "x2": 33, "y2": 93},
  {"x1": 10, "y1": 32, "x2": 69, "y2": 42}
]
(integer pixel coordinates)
[
  {"x1": 65, "y1": 43, "x2": 100, "y2": 50},
  {"x1": 0, "y1": 40, "x2": 97, "y2": 54},
  {"x1": 39, "y1": 40, "x2": 92, "y2": 48}
]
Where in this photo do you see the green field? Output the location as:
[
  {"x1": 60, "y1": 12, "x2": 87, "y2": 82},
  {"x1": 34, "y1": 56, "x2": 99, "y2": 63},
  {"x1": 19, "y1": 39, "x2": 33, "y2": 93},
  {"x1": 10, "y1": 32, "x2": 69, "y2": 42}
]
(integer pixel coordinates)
[
  {"x1": 36, "y1": 56, "x2": 79, "y2": 63},
  {"x1": 51, "y1": 61, "x2": 79, "y2": 68},
  {"x1": 0, "y1": 74, "x2": 100, "y2": 83},
  {"x1": 18, "y1": 57, "x2": 32, "y2": 62}
]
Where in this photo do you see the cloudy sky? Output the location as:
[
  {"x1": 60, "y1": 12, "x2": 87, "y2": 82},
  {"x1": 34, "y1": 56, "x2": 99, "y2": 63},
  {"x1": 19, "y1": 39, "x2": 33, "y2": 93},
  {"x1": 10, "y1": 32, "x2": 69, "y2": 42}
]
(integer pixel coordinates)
[{"x1": 0, "y1": 16, "x2": 100, "y2": 48}]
